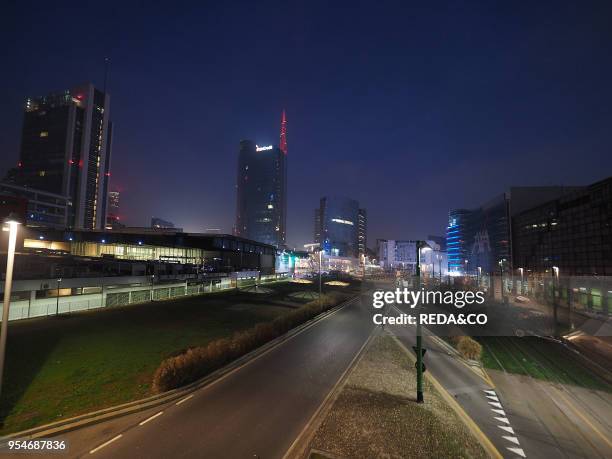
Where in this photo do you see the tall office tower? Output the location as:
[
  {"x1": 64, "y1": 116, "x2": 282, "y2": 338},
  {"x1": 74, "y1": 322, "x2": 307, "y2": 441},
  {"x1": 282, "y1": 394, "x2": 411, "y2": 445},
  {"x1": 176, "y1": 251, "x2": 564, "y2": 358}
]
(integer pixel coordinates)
[
  {"x1": 314, "y1": 196, "x2": 365, "y2": 258},
  {"x1": 105, "y1": 190, "x2": 121, "y2": 229},
  {"x1": 358, "y1": 208, "x2": 367, "y2": 257},
  {"x1": 15, "y1": 83, "x2": 113, "y2": 229},
  {"x1": 234, "y1": 111, "x2": 287, "y2": 247}
]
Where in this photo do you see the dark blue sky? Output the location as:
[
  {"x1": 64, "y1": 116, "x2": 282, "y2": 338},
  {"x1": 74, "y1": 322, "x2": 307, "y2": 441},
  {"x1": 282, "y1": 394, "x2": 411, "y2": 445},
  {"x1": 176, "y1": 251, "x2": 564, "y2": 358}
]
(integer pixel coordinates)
[{"x1": 1, "y1": 1, "x2": 611, "y2": 248}]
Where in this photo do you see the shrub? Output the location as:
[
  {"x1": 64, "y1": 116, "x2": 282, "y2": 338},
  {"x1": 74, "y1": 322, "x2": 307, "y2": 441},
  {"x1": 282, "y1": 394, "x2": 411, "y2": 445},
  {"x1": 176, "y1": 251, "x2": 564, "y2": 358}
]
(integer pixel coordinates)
[
  {"x1": 457, "y1": 336, "x2": 482, "y2": 361},
  {"x1": 152, "y1": 292, "x2": 349, "y2": 393}
]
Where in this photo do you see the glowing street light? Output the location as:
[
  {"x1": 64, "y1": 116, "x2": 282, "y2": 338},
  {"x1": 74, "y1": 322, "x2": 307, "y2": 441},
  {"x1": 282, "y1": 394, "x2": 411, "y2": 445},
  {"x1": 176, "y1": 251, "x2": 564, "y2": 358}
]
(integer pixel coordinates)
[{"x1": 0, "y1": 213, "x2": 22, "y2": 397}]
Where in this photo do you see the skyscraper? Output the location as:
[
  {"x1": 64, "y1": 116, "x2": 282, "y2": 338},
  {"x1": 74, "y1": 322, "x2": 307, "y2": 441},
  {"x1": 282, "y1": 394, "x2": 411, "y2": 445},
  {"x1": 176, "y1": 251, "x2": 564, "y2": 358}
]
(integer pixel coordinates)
[
  {"x1": 105, "y1": 190, "x2": 123, "y2": 230},
  {"x1": 14, "y1": 83, "x2": 113, "y2": 229},
  {"x1": 234, "y1": 111, "x2": 287, "y2": 247},
  {"x1": 314, "y1": 196, "x2": 366, "y2": 258}
]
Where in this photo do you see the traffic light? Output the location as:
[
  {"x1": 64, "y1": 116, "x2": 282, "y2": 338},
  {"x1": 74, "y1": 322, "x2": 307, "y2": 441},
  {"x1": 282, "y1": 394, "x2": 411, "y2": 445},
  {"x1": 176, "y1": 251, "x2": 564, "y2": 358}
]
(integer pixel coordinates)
[{"x1": 412, "y1": 345, "x2": 427, "y2": 357}]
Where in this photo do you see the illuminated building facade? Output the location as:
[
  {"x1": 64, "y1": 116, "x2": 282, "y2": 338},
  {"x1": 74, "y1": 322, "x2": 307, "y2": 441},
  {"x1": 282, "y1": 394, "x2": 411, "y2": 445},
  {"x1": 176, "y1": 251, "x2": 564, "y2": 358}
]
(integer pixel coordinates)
[
  {"x1": 0, "y1": 182, "x2": 70, "y2": 228},
  {"x1": 513, "y1": 176, "x2": 612, "y2": 275},
  {"x1": 105, "y1": 190, "x2": 123, "y2": 230},
  {"x1": 448, "y1": 187, "x2": 581, "y2": 275},
  {"x1": 14, "y1": 83, "x2": 113, "y2": 230},
  {"x1": 21, "y1": 228, "x2": 276, "y2": 274},
  {"x1": 377, "y1": 239, "x2": 418, "y2": 271},
  {"x1": 234, "y1": 112, "x2": 287, "y2": 248},
  {"x1": 314, "y1": 196, "x2": 365, "y2": 258}
]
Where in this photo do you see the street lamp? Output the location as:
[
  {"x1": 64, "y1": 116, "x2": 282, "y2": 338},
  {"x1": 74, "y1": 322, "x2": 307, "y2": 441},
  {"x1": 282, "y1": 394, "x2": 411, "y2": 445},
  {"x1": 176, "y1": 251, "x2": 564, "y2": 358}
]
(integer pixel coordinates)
[
  {"x1": 552, "y1": 266, "x2": 560, "y2": 335},
  {"x1": 518, "y1": 267, "x2": 524, "y2": 295},
  {"x1": 55, "y1": 277, "x2": 62, "y2": 315},
  {"x1": 477, "y1": 266, "x2": 482, "y2": 287},
  {"x1": 498, "y1": 260, "x2": 504, "y2": 303},
  {"x1": 0, "y1": 213, "x2": 22, "y2": 397},
  {"x1": 318, "y1": 249, "x2": 323, "y2": 306}
]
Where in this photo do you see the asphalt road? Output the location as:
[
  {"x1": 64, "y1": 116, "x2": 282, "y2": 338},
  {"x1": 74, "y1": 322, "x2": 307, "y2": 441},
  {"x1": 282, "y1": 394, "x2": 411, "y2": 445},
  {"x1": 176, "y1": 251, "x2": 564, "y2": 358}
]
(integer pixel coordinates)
[
  {"x1": 48, "y1": 292, "x2": 376, "y2": 459},
  {"x1": 388, "y1": 305, "x2": 529, "y2": 458}
]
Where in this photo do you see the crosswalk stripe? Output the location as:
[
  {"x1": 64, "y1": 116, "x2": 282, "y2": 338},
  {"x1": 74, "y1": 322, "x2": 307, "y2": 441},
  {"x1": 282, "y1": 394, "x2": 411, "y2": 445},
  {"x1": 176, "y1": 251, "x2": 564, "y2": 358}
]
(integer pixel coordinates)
[
  {"x1": 503, "y1": 436, "x2": 520, "y2": 446},
  {"x1": 507, "y1": 447, "x2": 526, "y2": 457},
  {"x1": 498, "y1": 425, "x2": 515, "y2": 434},
  {"x1": 494, "y1": 416, "x2": 510, "y2": 424}
]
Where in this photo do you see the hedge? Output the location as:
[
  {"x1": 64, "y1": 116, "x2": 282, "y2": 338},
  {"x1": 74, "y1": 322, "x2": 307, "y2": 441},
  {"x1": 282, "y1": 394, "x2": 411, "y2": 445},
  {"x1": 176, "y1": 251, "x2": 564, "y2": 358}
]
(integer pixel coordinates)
[{"x1": 152, "y1": 291, "x2": 349, "y2": 392}]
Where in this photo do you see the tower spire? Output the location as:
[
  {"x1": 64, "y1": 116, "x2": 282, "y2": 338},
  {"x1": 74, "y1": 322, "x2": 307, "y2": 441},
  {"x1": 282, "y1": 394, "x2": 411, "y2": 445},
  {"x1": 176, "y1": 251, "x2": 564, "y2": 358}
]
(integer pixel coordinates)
[{"x1": 280, "y1": 109, "x2": 287, "y2": 155}]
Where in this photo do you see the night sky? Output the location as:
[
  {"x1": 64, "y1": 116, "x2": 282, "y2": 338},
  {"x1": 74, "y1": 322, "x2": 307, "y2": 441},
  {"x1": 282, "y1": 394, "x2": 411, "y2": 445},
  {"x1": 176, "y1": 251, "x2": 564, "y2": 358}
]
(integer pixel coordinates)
[{"x1": 1, "y1": 1, "x2": 612, "y2": 249}]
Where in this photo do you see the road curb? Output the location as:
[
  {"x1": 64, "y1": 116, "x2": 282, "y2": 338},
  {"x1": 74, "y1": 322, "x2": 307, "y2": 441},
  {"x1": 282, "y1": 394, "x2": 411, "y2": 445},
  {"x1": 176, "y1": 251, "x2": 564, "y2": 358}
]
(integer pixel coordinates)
[
  {"x1": 0, "y1": 295, "x2": 361, "y2": 442},
  {"x1": 282, "y1": 326, "x2": 378, "y2": 459},
  {"x1": 389, "y1": 332, "x2": 503, "y2": 459}
]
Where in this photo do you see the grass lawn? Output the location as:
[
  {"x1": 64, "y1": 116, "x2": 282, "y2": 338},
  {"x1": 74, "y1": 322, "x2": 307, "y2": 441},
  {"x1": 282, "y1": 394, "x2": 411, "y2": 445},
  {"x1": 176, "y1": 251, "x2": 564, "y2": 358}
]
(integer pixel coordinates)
[
  {"x1": 0, "y1": 280, "x2": 361, "y2": 435},
  {"x1": 478, "y1": 336, "x2": 611, "y2": 392},
  {"x1": 309, "y1": 334, "x2": 487, "y2": 459}
]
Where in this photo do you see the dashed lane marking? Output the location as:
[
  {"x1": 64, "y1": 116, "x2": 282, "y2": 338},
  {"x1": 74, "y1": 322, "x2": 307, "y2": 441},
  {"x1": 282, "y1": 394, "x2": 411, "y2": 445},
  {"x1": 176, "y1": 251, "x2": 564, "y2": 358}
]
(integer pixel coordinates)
[
  {"x1": 139, "y1": 411, "x2": 163, "y2": 426},
  {"x1": 176, "y1": 394, "x2": 194, "y2": 405},
  {"x1": 89, "y1": 434, "x2": 123, "y2": 454}
]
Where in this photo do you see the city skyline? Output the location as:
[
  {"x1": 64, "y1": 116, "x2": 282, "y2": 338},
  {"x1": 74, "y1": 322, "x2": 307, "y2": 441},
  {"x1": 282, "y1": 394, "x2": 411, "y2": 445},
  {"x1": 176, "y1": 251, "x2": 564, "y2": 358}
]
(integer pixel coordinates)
[{"x1": 1, "y1": 2, "x2": 612, "y2": 248}]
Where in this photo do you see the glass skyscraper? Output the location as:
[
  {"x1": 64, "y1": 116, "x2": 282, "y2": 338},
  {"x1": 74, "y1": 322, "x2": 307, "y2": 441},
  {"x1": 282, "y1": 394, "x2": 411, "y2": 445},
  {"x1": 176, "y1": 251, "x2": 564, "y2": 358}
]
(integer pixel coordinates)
[
  {"x1": 234, "y1": 140, "x2": 287, "y2": 248},
  {"x1": 12, "y1": 83, "x2": 113, "y2": 229},
  {"x1": 314, "y1": 196, "x2": 366, "y2": 258}
]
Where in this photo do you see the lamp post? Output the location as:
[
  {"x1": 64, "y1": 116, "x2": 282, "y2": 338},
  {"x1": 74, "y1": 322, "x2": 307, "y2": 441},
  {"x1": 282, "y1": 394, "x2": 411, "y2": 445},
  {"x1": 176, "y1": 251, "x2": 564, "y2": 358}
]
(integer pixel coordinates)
[
  {"x1": 55, "y1": 277, "x2": 62, "y2": 315},
  {"x1": 477, "y1": 266, "x2": 482, "y2": 288},
  {"x1": 498, "y1": 260, "x2": 504, "y2": 303},
  {"x1": 318, "y1": 249, "x2": 323, "y2": 306},
  {"x1": 415, "y1": 243, "x2": 431, "y2": 403},
  {"x1": 0, "y1": 213, "x2": 22, "y2": 397},
  {"x1": 552, "y1": 266, "x2": 559, "y2": 334},
  {"x1": 518, "y1": 268, "x2": 524, "y2": 295}
]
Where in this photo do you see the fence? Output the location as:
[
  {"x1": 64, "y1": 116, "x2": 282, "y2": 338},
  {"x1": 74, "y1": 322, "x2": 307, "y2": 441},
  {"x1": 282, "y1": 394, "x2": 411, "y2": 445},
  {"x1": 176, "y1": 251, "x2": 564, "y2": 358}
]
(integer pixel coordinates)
[{"x1": 1, "y1": 272, "x2": 289, "y2": 322}]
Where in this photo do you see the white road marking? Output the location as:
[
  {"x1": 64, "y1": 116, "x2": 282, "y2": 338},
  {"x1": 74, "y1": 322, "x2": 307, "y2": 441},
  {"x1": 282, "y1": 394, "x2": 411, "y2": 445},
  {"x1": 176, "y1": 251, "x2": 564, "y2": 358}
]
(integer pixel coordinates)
[
  {"x1": 494, "y1": 416, "x2": 510, "y2": 424},
  {"x1": 489, "y1": 401, "x2": 503, "y2": 409},
  {"x1": 498, "y1": 425, "x2": 515, "y2": 434},
  {"x1": 503, "y1": 436, "x2": 521, "y2": 446},
  {"x1": 176, "y1": 394, "x2": 194, "y2": 405},
  {"x1": 484, "y1": 389, "x2": 497, "y2": 396},
  {"x1": 491, "y1": 408, "x2": 506, "y2": 416},
  {"x1": 507, "y1": 447, "x2": 526, "y2": 457},
  {"x1": 486, "y1": 395, "x2": 499, "y2": 401},
  {"x1": 89, "y1": 434, "x2": 123, "y2": 454},
  {"x1": 139, "y1": 411, "x2": 164, "y2": 426}
]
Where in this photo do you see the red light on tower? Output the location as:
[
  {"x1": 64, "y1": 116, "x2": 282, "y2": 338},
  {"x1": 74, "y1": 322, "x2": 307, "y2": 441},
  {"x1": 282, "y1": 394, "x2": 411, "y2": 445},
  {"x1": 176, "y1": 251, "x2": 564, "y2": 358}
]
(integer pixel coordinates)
[{"x1": 279, "y1": 109, "x2": 288, "y2": 155}]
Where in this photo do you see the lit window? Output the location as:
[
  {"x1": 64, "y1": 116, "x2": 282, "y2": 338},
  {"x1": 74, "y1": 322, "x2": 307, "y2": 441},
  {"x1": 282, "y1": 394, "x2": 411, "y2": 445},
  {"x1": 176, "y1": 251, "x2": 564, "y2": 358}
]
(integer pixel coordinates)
[
  {"x1": 40, "y1": 131, "x2": 48, "y2": 137},
  {"x1": 39, "y1": 170, "x2": 46, "y2": 176},
  {"x1": 267, "y1": 204, "x2": 274, "y2": 209}
]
